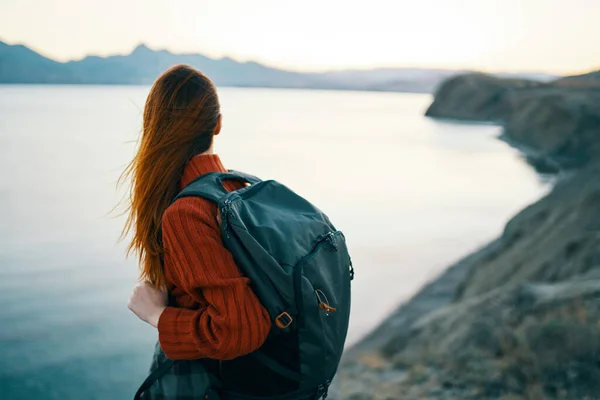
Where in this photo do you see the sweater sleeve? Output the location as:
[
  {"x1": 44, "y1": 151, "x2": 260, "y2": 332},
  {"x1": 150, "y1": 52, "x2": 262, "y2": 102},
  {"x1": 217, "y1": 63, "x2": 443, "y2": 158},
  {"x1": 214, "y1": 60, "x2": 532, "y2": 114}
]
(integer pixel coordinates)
[{"x1": 157, "y1": 197, "x2": 272, "y2": 360}]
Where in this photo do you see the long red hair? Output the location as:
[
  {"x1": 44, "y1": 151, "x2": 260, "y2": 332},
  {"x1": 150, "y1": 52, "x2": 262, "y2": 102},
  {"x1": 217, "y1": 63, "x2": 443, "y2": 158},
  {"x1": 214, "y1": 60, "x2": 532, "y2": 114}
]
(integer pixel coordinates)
[{"x1": 120, "y1": 65, "x2": 221, "y2": 288}]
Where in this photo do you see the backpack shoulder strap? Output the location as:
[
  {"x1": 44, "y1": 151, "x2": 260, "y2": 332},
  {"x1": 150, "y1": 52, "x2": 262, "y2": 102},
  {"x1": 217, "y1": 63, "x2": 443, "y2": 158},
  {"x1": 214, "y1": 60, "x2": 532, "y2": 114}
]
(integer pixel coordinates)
[
  {"x1": 133, "y1": 359, "x2": 175, "y2": 399},
  {"x1": 227, "y1": 170, "x2": 262, "y2": 185},
  {"x1": 173, "y1": 170, "x2": 262, "y2": 204}
]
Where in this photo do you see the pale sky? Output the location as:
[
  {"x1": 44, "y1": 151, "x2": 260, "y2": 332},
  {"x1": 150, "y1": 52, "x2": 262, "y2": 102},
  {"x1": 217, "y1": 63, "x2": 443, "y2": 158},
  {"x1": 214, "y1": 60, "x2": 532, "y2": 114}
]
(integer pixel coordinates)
[{"x1": 1, "y1": 0, "x2": 599, "y2": 74}]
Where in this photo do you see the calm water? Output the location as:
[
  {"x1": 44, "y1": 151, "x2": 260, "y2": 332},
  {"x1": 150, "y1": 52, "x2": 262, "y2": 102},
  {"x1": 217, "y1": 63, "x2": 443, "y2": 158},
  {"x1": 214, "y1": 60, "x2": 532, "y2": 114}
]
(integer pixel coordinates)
[{"x1": 0, "y1": 86, "x2": 548, "y2": 399}]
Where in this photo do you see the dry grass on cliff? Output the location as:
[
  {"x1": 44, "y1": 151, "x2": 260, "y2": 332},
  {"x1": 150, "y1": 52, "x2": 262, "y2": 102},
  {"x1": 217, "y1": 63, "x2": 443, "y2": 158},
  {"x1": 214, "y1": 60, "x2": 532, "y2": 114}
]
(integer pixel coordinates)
[{"x1": 435, "y1": 301, "x2": 600, "y2": 400}]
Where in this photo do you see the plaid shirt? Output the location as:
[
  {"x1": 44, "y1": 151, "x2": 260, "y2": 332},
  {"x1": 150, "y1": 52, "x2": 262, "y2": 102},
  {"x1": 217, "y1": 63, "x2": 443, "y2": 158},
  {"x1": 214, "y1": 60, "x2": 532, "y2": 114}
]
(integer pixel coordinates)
[
  {"x1": 140, "y1": 341, "x2": 219, "y2": 400},
  {"x1": 138, "y1": 343, "x2": 325, "y2": 400}
]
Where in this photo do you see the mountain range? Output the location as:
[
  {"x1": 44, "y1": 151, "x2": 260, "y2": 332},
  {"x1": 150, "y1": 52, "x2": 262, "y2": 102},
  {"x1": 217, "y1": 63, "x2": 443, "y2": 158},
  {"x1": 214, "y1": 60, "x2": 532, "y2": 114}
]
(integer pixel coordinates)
[{"x1": 0, "y1": 41, "x2": 559, "y2": 93}]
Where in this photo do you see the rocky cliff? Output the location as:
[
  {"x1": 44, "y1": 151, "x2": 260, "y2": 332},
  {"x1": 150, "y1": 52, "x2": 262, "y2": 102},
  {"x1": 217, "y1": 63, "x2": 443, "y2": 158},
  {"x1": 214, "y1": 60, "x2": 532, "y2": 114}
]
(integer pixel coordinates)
[
  {"x1": 337, "y1": 72, "x2": 600, "y2": 399},
  {"x1": 426, "y1": 74, "x2": 600, "y2": 170}
]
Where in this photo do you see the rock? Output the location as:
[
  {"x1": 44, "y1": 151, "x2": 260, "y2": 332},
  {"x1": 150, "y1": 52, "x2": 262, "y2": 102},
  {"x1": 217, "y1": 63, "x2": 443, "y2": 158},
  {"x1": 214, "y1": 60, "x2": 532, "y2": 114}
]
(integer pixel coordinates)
[
  {"x1": 425, "y1": 74, "x2": 542, "y2": 122},
  {"x1": 340, "y1": 272, "x2": 600, "y2": 399},
  {"x1": 426, "y1": 73, "x2": 600, "y2": 169},
  {"x1": 457, "y1": 164, "x2": 600, "y2": 299},
  {"x1": 504, "y1": 88, "x2": 600, "y2": 166}
]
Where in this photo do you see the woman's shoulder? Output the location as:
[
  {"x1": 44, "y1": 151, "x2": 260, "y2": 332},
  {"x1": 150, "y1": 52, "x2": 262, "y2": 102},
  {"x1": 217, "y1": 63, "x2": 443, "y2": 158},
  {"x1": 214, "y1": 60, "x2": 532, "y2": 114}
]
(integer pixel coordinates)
[{"x1": 162, "y1": 196, "x2": 219, "y2": 233}]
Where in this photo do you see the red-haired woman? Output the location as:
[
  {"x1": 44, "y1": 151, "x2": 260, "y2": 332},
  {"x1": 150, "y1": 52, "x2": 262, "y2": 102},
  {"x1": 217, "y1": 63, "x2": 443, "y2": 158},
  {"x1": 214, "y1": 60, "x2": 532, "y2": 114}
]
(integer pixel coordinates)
[{"x1": 123, "y1": 65, "x2": 294, "y2": 399}]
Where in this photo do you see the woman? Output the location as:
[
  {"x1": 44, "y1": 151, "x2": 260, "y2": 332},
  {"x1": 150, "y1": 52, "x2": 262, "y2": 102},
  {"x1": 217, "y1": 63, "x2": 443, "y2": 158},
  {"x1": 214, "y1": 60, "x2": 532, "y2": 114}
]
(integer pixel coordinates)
[{"x1": 122, "y1": 65, "x2": 280, "y2": 398}]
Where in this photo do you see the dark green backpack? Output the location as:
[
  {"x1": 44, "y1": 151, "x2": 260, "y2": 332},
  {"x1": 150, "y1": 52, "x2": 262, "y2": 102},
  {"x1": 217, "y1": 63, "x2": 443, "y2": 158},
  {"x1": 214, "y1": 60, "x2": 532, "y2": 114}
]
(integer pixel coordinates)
[{"x1": 135, "y1": 171, "x2": 353, "y2": 400}]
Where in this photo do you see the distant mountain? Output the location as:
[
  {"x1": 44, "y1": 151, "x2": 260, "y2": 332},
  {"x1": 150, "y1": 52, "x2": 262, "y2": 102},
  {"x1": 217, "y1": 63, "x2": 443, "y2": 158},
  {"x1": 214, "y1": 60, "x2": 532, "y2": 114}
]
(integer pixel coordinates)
[
  {"x1": 0, "y1": 41, "x2": 559, "y2": 93},
  {"x1": 0, "y1": 42, "x2": 322, "y2": 87},
  {"x1": 311, "y1": 68, "x2": 472, "y2": 93},
  {"x1": 0, "y1": 41, "x2": 78, "y2": 83},
  {"x1": 62, "y1": 44, "x2": 319, "y2": 87},
  {"x1": 493, "y1": 72, "x2": 558, "y2": 82}
]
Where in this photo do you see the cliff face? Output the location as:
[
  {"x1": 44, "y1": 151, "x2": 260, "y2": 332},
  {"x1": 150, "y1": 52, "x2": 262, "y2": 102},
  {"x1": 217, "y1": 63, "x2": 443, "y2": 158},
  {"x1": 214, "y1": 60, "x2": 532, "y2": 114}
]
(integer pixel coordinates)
[
  {"x1": 337, "y1": 167, "x2": 600, "y2": 400},
  {"x1": 425, "y1": 74, "x2": 543, "y2": 121},
  {"x1": 504, "y1": 88, "x2": 600, "y2": 167},
  {"x1": 426, "y1": 74, "x2": 600, "y2": 169},
  {"x1": 454, "y1": 165, "x2": 600, "y2": 299},
  {"x1": 337, "y1": 73, "x2": 600, "y2": 400}
]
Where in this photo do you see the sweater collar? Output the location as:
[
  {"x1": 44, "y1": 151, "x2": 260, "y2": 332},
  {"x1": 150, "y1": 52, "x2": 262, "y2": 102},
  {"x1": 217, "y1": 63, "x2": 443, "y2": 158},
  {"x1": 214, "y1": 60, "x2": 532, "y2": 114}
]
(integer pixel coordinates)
[{"x1": 180, "y1": 154, "x2": 227, "y2": 190}]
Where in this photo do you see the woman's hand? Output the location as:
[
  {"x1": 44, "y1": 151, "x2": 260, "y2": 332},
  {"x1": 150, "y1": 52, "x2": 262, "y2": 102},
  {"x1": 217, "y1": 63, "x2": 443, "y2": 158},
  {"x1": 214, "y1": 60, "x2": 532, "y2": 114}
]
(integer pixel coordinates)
[{"x1": 128, "y1": 282, "x2": 168, "y2": 328}]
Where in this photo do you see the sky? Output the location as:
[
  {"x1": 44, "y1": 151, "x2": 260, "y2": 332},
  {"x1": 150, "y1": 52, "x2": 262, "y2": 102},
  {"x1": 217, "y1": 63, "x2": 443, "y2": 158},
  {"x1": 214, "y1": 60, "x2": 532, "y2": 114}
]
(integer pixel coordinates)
[{"x1": 1, "y1": 0, "x2": 599, "y2": 74}]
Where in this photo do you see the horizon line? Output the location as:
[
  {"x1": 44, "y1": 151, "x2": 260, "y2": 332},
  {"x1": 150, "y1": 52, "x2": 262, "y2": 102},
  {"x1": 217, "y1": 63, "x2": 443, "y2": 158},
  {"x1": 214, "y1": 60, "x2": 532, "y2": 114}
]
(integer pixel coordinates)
[{"x1": 3, "y1": 38, "x2": 594, "y2": 77}]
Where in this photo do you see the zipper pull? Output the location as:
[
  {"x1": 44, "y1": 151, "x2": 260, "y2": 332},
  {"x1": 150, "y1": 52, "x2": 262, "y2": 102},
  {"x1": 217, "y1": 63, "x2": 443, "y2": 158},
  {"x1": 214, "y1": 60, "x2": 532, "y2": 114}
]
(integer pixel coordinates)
[
  {"x1": 326, "y1": 232, "x2": 338, "y2": 251},
  {"x1": 315, "y1": 289, "x2": 337, "y2": 315},
  {"x1": 222, "y1": 199, "x2": 230, "y2": 211}
]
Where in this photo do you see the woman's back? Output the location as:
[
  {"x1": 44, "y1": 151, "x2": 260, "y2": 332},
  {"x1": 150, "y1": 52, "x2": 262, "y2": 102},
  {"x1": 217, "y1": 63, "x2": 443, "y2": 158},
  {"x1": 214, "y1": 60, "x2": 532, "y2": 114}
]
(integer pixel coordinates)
[{"x1": 124, "y1": 65, "x2": 351, "y2": 400}]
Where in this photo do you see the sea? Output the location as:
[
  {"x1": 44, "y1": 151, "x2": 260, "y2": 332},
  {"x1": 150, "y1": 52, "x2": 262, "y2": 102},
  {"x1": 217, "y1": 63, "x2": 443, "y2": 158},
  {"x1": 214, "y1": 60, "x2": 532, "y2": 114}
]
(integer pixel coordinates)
[{"x1": 0, "y1": 86, "x2": 549, "y2": 399}]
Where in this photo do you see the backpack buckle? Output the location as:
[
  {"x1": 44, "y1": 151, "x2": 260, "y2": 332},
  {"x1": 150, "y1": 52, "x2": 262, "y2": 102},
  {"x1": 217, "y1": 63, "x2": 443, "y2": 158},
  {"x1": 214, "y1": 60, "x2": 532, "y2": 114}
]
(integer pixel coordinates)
[{"x1": 275, "y1": 312, "x2": 293, "y2": 329}]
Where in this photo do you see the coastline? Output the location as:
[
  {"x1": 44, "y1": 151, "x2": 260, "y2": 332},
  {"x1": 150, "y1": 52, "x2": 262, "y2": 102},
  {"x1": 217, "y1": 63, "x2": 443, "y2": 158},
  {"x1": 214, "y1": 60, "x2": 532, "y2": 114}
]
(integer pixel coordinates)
[
  {"x1": 425, "y1": 112, "x2": 566, "y2": 182},
  {"x1": 497, "y1": 134, "x2": 570, "y2": 183},
  {"x1": 333, "y1": 126, "x2": 554, "y2": 399},
  {"x1": 335, "y1": 73, "x2": 600, "y2": 399},
  {"x1": 426, "y1": 115, "x2": 566, "y2": 178},
  {"x1": 0, "y1": 82, "x2": 436, "y2": 95},
  {"x1": 335, "y1": 143, "x2": 600, "y2": 400},
  {"x1": 342, "y1": 116, "x2": 551, "y2": 358}
]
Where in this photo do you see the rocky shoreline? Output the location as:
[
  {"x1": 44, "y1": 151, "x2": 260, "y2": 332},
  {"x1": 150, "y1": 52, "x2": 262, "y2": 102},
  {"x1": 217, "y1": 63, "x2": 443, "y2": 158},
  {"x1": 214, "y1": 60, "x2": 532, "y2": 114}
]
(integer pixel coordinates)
[
  {"x1": 335, "y1": 71, "x2": 600, "y2": 399},
  {"x1": 426, "y1": 73, "x2": 600, "y2": 170}
]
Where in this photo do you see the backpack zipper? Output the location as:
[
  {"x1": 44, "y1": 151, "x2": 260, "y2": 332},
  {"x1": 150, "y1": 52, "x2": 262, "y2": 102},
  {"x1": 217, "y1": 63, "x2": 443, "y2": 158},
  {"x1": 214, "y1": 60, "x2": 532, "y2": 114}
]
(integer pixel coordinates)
[
  {"x1": 303, "y1": 231, "x2": 342, "y2": 264},
  {"x1": 221, "y1": 199, "x2": 233, "y2": 238},
  {"x1": 295, "y1": 231, "x2": 343, "y2": 328}
]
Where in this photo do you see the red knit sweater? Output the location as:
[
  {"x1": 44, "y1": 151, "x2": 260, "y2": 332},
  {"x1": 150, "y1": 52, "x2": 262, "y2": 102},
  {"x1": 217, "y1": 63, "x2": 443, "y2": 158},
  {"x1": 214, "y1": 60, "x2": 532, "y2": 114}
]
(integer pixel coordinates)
[{"x1": 157, "y1": 154, "x2": 272, "y2": 360}]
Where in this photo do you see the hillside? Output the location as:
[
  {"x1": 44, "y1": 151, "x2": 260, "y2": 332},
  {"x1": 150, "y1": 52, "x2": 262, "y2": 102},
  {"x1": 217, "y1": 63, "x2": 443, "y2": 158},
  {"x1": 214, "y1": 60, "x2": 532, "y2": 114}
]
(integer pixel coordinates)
[
  {"x1": 426, "y1": 73, "x2": 600, "y2": 170},
  {"x1": 0, "y1": 41, "x2": 453, "y2": 91},
  {"x1": 0, "y1": 42, "x2": 317, "y2": 87},
  {"x1": 0, "y1": 42, "x2": 78, "y2": 83},
  {"x1": 63, "y1": 44, "x2": 319, "y2": 87},
  {"x1": 336, "y1": 165, "x2": 600, "y2": 400},
  {"x1": 336, "y1": 72, "x2": 600, "y2": 399},
  {"x1": 0, "y1": 41, "x2": 557, "y2": 93},
  {"x1": 555, "y1": 69, "x2": 600, "y2": 87}
]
